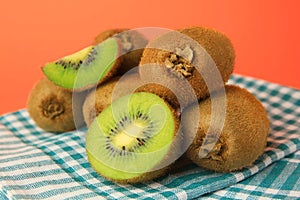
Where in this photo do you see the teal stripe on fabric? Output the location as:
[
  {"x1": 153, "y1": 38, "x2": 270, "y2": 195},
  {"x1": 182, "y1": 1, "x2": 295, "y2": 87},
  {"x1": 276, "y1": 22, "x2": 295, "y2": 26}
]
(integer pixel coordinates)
[
  {"x1": 12, "y1": 186, "x2": 85, "y2": 200},
  {"x1": 0, "y1": 133, "x2": 16, "y2": 139},
  {"x1": 0, "y1": 152, "x2": 47, "y2": 163},
  {"x1": 0, "y1": 160, "x2": 55, "y2": 172},
  {"x1": 0, "y1": 145, "x2": 29, "y2": 151},
  {"x1": 70, "y1": 192, "x2": 103, "y2": 200},
  {"x1": 5, "y1": 177, "x2": 82, "y2": 190},
  {"x1": 256, "y1": 161, "x2": 288, "y2": 189},
  {"x1": 280, "y1": 163, "x2": 300, "y2": 191},
  {"x1": 2, "y1": 168, "x2": 63, "y2": 181},
  {"x1": 0, "y1": 140, "x2": 24, "y2": 145},
  {"x1": 0, "y1": 190, "x2": 8, "y2": 200},
  {"x1": 0, "y1": 147, "x2": 37, "y2": 156}
]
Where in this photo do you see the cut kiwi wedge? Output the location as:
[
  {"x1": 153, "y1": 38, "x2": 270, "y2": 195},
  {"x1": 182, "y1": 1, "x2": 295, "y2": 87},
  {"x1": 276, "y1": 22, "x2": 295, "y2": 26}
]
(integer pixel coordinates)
[
  {"x1": 86, "y1": 92, "x2": 181, "y2": 184},
  {"x1": 42, "y1": 38, "x2": 121, "y2": 91}
]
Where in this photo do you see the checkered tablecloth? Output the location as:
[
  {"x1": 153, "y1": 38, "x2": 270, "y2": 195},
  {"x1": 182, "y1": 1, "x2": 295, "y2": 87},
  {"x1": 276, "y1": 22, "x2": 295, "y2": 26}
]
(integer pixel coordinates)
[{"x1": 0, "y1": 74, "x2": 299, "y2": 199}]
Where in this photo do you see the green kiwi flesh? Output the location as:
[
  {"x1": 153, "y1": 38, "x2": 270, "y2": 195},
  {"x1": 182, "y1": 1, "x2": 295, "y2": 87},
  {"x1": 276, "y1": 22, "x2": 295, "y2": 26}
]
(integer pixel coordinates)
[
  {"x1": 182, "y1": 85, "x2": 270, "y2": 172},
  {"x1": 86, "y1": 92, "x2": 179, "y2": 183},
  {"x1": 42, "y1": 38, "x2": 121, "y2": 90},
  {"x1": 27, "y1": 78, "x2": 85, "y2": 132}
]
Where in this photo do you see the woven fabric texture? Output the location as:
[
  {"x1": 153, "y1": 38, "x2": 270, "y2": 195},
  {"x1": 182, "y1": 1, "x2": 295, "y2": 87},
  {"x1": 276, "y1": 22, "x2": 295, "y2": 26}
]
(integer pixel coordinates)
[{"x1": 0, "y1": 74, "x2": 299, "y2": 199}]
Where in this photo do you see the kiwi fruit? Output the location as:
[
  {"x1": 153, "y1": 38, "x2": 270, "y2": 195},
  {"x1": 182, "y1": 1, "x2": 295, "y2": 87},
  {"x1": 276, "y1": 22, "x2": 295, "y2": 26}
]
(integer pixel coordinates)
[
  {"x1": 83, "y1": 73, "x2": 143, "y2": 127},
  {"x1": 86, "y1": 92, "x2": 183, "y2": 184},
  {"x1": 182, "y1": 85, "x2": 270, "y2": 172},
  {"x1": 94, "y1": 29, "x2": 127, "y2": 44},
  {"x1": 27, "y1": 78, "x2": 86, "y2": 132},
  {"x1": 168, "y1": 155, "x2": 194, "y2": 174},
  {"x1": 139, "y1": 26, "x2": 235, "y2": 108},
  {"x1": 83, "y1": 76, "x2": 120, "y2": 127},
  {"x1": 42, "y1": 38, "x2": 122, "y2": 91},
  {"x1": 95, "y1": 29, "x2": 148, "y2": 75}
]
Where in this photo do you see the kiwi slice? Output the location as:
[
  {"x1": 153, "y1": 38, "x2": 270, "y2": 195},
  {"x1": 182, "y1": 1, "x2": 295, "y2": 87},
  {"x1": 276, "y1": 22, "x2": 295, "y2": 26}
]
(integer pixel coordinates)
[
  {"x1": 86, "y1": 92, "x2": 182, "y2": 183},
  {"x1": 182, "y1": 85, "x2": 270, "y2": 172},
  {"x1": 83, "y1": 73, "x2": 142, "y2": 127},
  {"x1": 42, "y1": 38, "x2": 122, "y2": 91},
  {"x1": 27, "y1": 78, "x2": 86, "y2": 132},
  {"x1": 95, "y1": 29, "x2": 148, "y2": 75},
  {"x1": 139, "y1": 26, "x2": 235, "y2": 108}
]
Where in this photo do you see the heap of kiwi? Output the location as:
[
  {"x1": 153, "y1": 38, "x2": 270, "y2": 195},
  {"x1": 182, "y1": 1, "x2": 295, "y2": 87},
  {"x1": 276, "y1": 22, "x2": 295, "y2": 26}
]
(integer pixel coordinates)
[
  {"x1": 27, "y1": 26, "x2": 270, "y2": 184},
  {"x1": 28, "y1": 29, "x2": 147, "y2": 133}
]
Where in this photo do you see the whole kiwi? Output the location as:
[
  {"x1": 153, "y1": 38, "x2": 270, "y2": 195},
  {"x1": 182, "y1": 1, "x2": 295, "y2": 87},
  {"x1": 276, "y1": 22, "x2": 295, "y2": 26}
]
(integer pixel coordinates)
[
  {"x1": 95, "y1": 29, "x2": 148, "y2": 75},
  {"x1": 82, "y1": 73, "x2": 143, "y2": 126},
  {"x1": 182, "y1": 85, "x2": 270, "y2": 172},
  {"x1": 27, "y1": 78, "x2": 86, "y2": 132},
  {"x1": 139, "y1": 26, "x2": 235, "y2": 108}
]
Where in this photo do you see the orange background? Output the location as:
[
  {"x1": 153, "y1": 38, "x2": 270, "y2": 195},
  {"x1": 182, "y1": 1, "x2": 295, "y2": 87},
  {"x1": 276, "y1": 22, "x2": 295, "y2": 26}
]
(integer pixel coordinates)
[{"x1": 0, "y1": 0, "x2": 299, "y2": 115}]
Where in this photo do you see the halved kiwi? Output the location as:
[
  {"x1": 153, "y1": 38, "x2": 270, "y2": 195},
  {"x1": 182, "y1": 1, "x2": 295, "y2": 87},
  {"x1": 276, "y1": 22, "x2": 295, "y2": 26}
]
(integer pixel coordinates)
[
  {"x1": 95, "y1": 29, "x2": 148, "y2": 75},
  {"x1": 42, "y1": 38, "x2": 122, "y2": 91},
  {"x1": 86, "y1": 92, "x2": 182, "y2": 183},
  {"x1": 139, "y1": 26, "x2": 235, "y2": 108},
  {"x1": 182, "y1": 85, "x2": 270, "y2": 172},
  {"x1": 27, "y1": 78, "x2": 86, "y2": 132}
]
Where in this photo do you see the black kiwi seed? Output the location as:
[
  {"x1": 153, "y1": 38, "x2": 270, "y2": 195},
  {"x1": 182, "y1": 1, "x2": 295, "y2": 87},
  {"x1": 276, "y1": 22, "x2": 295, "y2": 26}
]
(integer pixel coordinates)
[
  {"x1": 56, "y1": 60, "x2": 82, "y2": 70},
  {"x1": 119, "y1": 121, "x2": 124, "y2": 127}
]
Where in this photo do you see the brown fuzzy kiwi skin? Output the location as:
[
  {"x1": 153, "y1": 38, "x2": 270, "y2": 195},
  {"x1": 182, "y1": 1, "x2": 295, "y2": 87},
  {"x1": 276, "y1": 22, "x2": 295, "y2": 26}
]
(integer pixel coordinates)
[
  {"x1": 94, "y1": 29, "x2": 128, "y2": 44},
  {"x1": 178, "y1": 26, "x2": 235, "y2": 85},
  {"x1": 82, "y1": 73, "x2": 143, "y2": 127},
  {"x1": 135, "y1": 83, "x2": 184, "y2": 110},
  {"x1": 168, "y1": 155, "x2": 194, "y2": 174},
  {"x1": 86, "y1": 92, "x2": 184, "y2": 184},
  {"x1": 139, "y1": 26, "x2": 235, "y2": 108},
  {"x1": 27, "y1": 78, "x2": 85, "y2": 133},
  {"x1": 83, "y1": 76, "x2": 120, "y2": 127},
  {"x1": 94, "y1": 29, "x2": 148, "y2": 75},
  {"x1": 182, "y1": 85, "x2": 270, "y2": 172}
]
